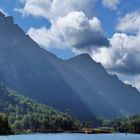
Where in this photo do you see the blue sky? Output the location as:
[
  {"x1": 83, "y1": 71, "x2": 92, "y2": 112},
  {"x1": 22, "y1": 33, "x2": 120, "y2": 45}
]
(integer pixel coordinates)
[
  {"x1": 0, "y1": 0, "x2": 140, "y2": 90},
  {"x1": 96, "y1": 0, "x2": 140, "y2": 37},
  {"x1": 0, "y1": 0, "x2": 139, "y2": 37},
  {"x1": 0, "y1": 0, "x2": 50, "y2": 31}
]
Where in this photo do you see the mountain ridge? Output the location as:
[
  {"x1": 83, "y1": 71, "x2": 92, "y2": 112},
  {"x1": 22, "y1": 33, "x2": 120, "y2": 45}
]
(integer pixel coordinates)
[
  {"x1": 0, "y1": 12, "x2": 140, "y2": 124},
  {"x1": 67, "y1": 53, "x2": 139, "y2": 93}
]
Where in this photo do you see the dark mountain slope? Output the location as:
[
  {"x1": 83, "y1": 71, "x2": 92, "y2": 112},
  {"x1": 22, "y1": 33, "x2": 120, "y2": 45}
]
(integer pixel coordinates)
[
  {"x1": 66, "y1": 54, "x2": 140, "y2": 116},
  {"x1": 0, "y1": 12, "x2": 100, "y2": 123},
  {"x1": 0, "y1": 12, "x2": 140, "y2": 124}
]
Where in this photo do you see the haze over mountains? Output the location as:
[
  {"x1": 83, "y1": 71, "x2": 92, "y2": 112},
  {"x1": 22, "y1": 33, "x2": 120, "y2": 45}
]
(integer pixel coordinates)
[{"x1": 0, "y1": 12, "x2": 140, "y2": 124}]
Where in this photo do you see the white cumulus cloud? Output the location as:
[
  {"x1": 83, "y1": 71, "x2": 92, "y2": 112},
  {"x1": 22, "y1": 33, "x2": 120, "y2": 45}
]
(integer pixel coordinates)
[
  {"x1": 91, "y1": 10, "x2": 140, "y2": 75},
  {"x1": 16, "y1": 0, "x2": 96, "y2": 21},
  {"x1": 116, "y1": 11, "x2": 140, "y2": 33},
  {"x1": 28, "y1": 11, "x2": 109, "y2": 50},
  {"x1": 92, "y1": 33, "x2": 140, "y2": 74},
  {"x1": 17, "y1": 0, "x2": 109, "y2": 51},
  {"x1": 102, "y1": 0, "x2": 120, "y2": 10}
]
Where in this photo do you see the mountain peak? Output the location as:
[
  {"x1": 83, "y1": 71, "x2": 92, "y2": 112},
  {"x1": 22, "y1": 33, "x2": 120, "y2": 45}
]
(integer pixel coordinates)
[
  {"x1": 68, "y1": 53, "x2": 93, "y2": 62},
  {"x1": 0, "y1": 12, "x2": 15, "y2": 29},
  {"x1": 67, "y1": 53, "x2": 104, "y2": 68},
  {"x1": 77, "y1": 53, "x2": 92, "y2": 59}
]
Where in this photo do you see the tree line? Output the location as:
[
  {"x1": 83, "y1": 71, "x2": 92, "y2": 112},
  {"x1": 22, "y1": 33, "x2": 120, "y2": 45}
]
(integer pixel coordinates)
[
  {"x1": 0, "y1": 82, "x2": 89, "y2": 134},
  {"x1": 103, "y1": 115, "x2": 140, "y2": 134}
]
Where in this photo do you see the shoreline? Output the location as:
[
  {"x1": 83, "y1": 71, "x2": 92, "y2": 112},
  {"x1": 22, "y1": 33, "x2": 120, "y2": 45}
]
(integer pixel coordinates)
[{"x1": 7, "y1": 128, "x2": 112, "y2": 136}]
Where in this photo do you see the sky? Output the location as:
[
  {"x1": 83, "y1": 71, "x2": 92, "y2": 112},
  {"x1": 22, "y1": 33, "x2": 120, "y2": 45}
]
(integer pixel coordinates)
[{"x1": 0, "y1": 0, "x2": 140, "y2": 91}]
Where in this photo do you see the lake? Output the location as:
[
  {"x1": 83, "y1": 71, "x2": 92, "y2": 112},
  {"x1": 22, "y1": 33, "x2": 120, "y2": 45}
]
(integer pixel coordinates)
[{"x1": 0, "y1": 133, "x2": 140, "y2": 140}]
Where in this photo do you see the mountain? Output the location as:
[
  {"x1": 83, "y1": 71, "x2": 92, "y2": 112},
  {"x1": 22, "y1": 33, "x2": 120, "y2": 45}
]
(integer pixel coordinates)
[
  {"x1": 0, "y1": 82, "x2": 84, "y2": 132},
  {"x1": 0, "y1": 12, "x2": 140, "y2": 124},
  {"x1": 66, "y1": 54, "x2": 140, "y2": 116}
]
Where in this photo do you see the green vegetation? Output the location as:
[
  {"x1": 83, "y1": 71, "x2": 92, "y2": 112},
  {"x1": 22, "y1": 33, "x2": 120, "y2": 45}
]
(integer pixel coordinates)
[
  {"x1": 0, "y1": 113, "x2": 12, "y2": 135},
  {"x1": 1, "y1": 82, "x2": 140, "y2": 135},
  {"x1": 103, "y1": 115, "x2": 140, "y2": 134},
  {"x1": 0, "y1": 83, "x2": 86, "y2": 134}
]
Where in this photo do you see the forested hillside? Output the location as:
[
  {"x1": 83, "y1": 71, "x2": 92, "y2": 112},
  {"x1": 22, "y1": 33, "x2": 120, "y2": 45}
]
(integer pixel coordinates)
[
  {"x1": 0, "y1": 83, "x2": 85, "y2": 133},
  {"x1": 103, "y1": 115, "x2": 140, "y2": 134}
]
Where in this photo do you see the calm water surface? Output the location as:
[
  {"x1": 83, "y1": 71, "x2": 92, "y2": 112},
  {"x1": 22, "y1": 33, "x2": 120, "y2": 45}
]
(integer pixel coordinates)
[{"x1": 0, "y1": 133, "x2": 140, "y2": 140}]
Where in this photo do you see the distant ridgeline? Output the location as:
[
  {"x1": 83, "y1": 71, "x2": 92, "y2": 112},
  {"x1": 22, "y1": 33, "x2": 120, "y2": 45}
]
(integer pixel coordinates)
[{"x1": 0, "y1": 82, "x2": 88, "y2": 134}]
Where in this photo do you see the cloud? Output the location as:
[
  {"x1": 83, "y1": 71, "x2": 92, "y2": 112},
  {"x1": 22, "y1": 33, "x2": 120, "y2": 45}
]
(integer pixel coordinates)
[
  {"x1": 91, "y1": 11, "x2": 140, "y2": 75},
  {"x1": 92, "y1": 33, "x2": 140, "y2": 74},
  {"x1": 17, "y1": 0, "x2": 109, "y2": 51},
  {"x1": 102, "y1": 0, "x2": 120, "y2": 10},
  {"x1": 116, "y1": 11, "x2": 140, "y2": 33},
  {"x1": 28, "y1": 26, "x2": 66, "y2": 49},
  {"x1": 28, "y1": 11, "x2": 109, "y2": 51},
  {"x1": 0, "y1": 8, "x2": 8, "y2": 17},
  {"x1": 16, "y1": 0, "x2": 96, "y2": 21}
]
